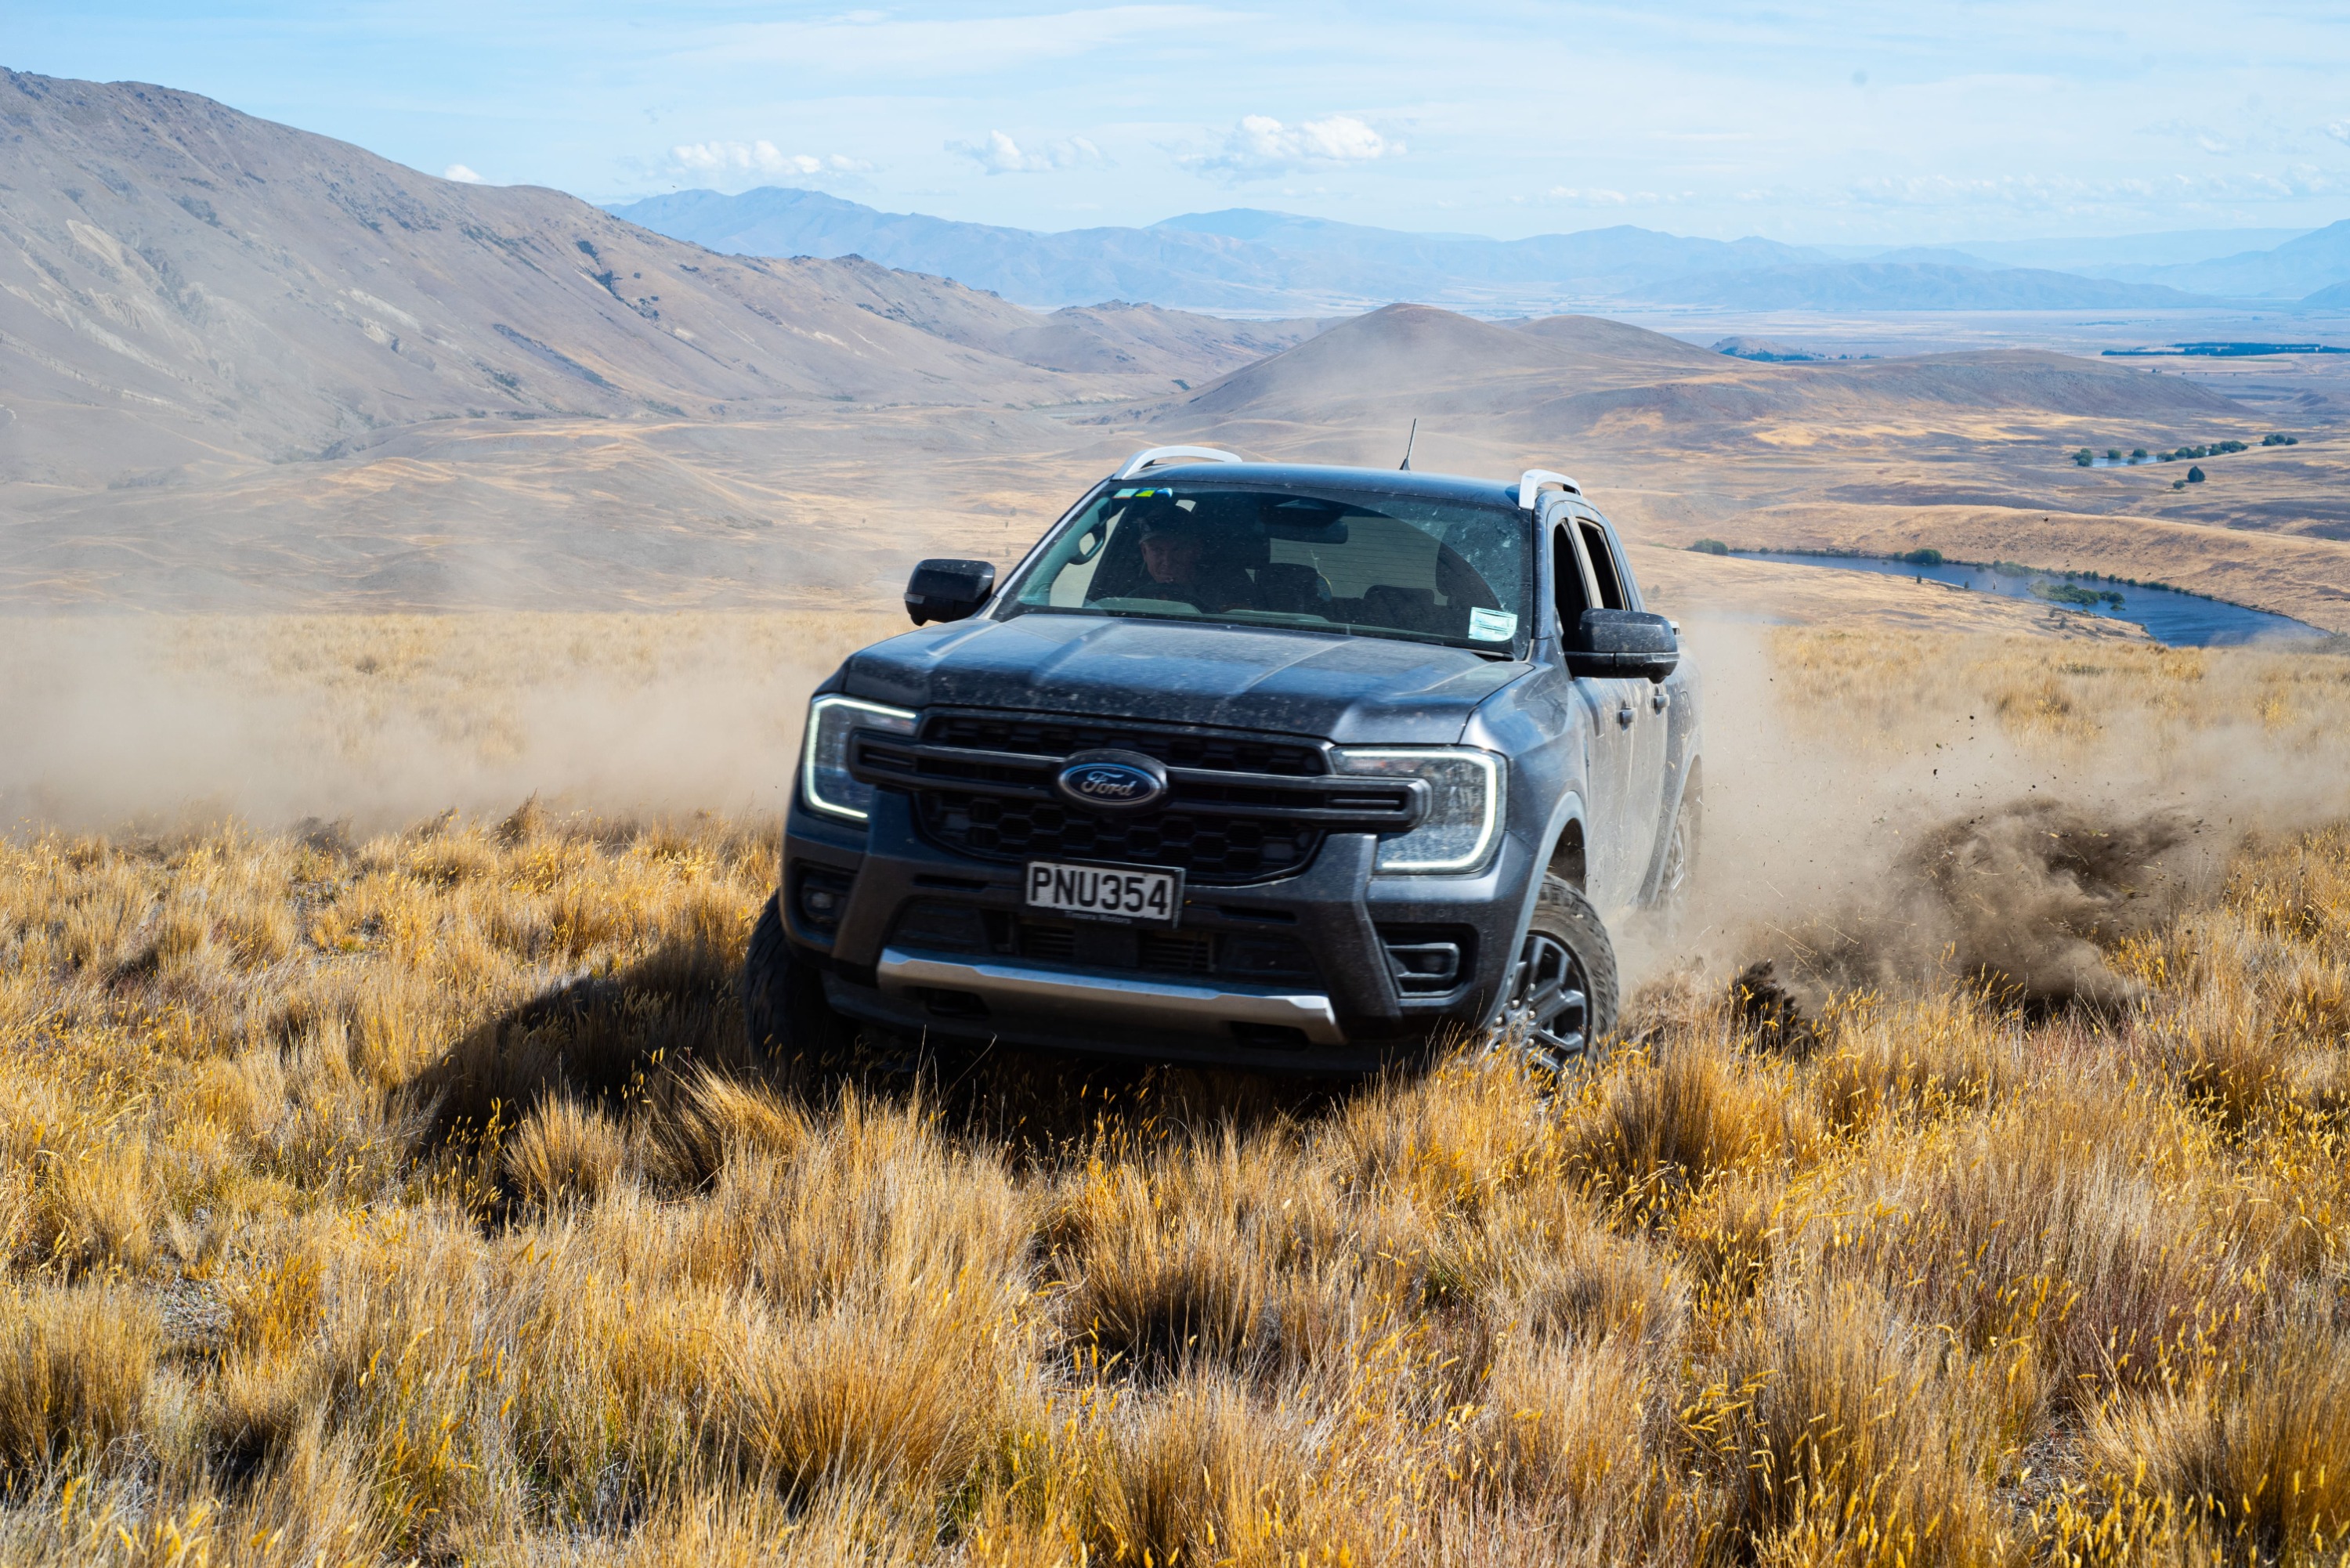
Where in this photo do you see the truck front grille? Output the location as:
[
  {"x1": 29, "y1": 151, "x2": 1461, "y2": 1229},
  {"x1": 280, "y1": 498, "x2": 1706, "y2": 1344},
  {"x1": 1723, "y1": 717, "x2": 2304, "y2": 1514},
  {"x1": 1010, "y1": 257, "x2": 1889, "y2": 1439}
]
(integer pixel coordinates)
[
  {"x1": 848, "y1": 711, "x2": 1424, "y2": 886},
  {"x1": 921, "y1": 714, "x2": 1325, "y2": 776},
  {"x1": 920, "y1": 791, "x2": 1318, "y2": 880}
]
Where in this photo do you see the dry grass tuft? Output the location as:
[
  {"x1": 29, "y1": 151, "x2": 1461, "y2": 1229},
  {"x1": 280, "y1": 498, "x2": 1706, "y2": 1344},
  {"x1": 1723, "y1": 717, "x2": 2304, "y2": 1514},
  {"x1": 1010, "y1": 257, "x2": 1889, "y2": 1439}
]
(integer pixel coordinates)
[
  {"x1": 504, "y1": 1097, "x2": 630, "y2": 1209},
  {"x1": 1080, "y1": 1375, "x2": 1328, "y2": 1566},
  {"x1": 1700, "y1": 1282, "x2": 2013, "y2": 1568},
  {"x1": 0, "y1": 1289, "x2": 157, "y2": 1477},
  {"x1": 2079, "y1": 1305, "x2": 2350, "y2": 1562}
]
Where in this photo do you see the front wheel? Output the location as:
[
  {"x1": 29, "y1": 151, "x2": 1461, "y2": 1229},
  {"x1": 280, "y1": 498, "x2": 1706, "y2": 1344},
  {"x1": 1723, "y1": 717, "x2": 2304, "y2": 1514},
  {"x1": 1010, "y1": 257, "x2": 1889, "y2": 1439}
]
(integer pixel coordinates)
[
  {"x1": 743, "y1": 894, "x2": 853, "y2": 1059},
  {"x1": 1491, "y1": 876, "x2": 1619, "y2": 1074}
]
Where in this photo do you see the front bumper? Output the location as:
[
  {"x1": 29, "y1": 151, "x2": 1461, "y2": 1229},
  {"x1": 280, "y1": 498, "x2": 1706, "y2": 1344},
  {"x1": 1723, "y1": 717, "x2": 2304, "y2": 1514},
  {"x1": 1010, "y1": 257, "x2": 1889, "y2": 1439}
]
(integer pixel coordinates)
[
  {"x1": 783, "y1": 786, "x2": 1532, "y2": 1072},
  {"x1": 877, "y1": 949, "x2": 1346, "y2": 1043}
]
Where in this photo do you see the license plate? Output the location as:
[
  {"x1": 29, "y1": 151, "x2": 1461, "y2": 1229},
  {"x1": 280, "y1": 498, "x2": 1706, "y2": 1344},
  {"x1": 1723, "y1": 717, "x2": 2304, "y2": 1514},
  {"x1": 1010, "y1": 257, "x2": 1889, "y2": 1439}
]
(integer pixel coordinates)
[{"x1": 1025, "y1": 860, "x2": 1184, "y2": 927}]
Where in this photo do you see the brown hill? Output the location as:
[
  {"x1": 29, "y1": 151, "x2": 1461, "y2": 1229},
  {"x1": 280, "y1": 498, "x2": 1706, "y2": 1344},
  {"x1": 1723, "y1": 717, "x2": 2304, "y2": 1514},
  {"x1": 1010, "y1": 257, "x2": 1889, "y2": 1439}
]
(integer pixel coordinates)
[
  {"x1": 0, "y1": 70, "x2": 1299, "y2": 606},
  {"x1": 1511, "y1": 313, "x2": 1739, "y2": 379},
  {"x1": 1183, "y1": 305, "x2": 1571, "y2": 420},
  {"x1": 0, "y1": 69, "x2": 1176, "y2": 500},
  {"x1": 1177, "y1": 305, "x2": 2245, "y2": 444}
]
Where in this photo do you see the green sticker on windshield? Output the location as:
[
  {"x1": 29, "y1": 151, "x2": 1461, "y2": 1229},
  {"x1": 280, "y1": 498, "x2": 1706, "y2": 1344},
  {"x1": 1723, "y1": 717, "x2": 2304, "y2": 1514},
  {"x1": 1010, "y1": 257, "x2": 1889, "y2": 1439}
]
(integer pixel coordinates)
[{"x1": 1468, "y1": 608, "x2": 1519, "y2": 642}]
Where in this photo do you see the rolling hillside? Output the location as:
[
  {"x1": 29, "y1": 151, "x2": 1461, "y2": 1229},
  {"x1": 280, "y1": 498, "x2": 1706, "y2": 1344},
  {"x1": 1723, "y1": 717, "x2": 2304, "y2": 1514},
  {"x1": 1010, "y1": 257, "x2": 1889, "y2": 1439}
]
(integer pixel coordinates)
[
  {"x1": 0, "y1": 71, "x2": 1318, "y2": 493},
  {"x1": 0, "y1": 71, "x2": 1300, "y2": 606},
  {"x1": 1170, "y1": 304, "x2": 2247, "y2": 443},
  {"x1": 0, "y1": 72, "x2": 1133, "y2": 495}
]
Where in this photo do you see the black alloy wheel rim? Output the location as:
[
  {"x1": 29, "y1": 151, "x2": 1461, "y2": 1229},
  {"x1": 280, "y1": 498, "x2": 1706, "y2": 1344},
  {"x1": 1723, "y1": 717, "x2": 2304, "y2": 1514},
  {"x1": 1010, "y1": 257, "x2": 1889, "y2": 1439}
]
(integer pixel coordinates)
[{"x1": 1498, "y1": 926, "x2": 1591, "y2": 1074}]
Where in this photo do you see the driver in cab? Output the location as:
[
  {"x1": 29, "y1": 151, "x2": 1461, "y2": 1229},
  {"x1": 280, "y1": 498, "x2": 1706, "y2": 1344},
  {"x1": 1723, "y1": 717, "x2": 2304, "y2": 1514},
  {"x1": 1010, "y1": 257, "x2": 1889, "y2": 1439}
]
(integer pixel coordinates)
[{"x1": 1126, "y1": 497, "x2": 1259, "y2": 612}]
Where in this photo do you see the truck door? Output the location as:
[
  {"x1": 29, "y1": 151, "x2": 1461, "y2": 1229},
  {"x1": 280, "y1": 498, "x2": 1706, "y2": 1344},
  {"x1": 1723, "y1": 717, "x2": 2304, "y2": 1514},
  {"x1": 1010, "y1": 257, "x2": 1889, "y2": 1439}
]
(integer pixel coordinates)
[
  {"x1": 1582, "y1": 514, "x2": 1671, "y2": 899},
  {"x1": 1554, "y1": 515, "x2": 1641, "y2": 910}
]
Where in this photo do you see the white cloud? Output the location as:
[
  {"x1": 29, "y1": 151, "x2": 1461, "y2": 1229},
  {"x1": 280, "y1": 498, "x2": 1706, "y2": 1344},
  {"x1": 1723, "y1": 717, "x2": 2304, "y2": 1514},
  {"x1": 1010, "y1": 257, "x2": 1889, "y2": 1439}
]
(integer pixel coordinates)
[
  {"x1": 668, "y1": 141, "x2": 872, "y2": 181},
  {"x1": 2328, "y1": 121, "x2": 2350, "y2": 146},
  {"x1": 2142, "y1": 118, "x2": 2238, "y2": 157},
  {"x1": 443, "y1": 164, "x2": 485, "y2": 183},
  {"x1": 1184, "y1": 114, "x2": 1401, "y2": 180},
  {"x1": 949, "y1": 131, "x2": 1112, "y2": 175},
  {"x1": 1532, "y1": 186, "x2": 1694, "y2": 207}
]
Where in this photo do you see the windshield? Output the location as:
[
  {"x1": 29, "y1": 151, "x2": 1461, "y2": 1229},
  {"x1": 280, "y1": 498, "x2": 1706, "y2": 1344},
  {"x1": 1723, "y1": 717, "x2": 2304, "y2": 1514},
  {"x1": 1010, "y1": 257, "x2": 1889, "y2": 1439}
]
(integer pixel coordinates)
[{"x1": 1000, "y1": 482, "x2": 1532, "y2": 656}]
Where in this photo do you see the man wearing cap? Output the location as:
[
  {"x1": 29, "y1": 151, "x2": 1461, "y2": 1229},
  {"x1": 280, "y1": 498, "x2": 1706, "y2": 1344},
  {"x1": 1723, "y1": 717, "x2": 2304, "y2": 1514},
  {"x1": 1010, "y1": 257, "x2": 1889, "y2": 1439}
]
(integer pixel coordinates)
[{"x1": 1129, "y1": 499, "x2": 1260, "y2": 612}]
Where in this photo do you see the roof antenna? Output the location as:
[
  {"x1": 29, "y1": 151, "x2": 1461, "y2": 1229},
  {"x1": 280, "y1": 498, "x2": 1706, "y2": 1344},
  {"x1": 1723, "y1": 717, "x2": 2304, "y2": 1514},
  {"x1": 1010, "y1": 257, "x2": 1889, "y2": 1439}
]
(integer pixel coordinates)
[{"x1": 1398, "y1": 417, "x2": 1418, "y2": 471}]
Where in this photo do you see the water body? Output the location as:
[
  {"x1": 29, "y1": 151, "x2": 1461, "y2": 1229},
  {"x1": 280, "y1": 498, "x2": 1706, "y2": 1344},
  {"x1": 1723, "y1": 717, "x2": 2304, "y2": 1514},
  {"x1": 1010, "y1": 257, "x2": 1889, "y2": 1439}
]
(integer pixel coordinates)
[{"x1": 1729, "y1": 552, "x2": 2325, "y2": 647}]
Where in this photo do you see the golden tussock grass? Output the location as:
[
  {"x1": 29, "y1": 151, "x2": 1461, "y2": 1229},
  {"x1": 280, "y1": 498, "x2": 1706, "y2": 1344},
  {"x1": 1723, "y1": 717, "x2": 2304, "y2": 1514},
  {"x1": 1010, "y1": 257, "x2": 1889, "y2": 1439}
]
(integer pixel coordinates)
[{"x1": 0, "y1": 620, "x2": 2344, "y2": 1563}]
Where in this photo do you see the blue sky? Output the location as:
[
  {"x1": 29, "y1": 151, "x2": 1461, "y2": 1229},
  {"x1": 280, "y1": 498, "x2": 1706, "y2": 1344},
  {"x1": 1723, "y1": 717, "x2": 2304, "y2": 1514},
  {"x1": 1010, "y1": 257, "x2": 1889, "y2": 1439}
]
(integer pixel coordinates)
[{"x1": 8, "y1": 1, "x2": 2350, "y2": 243}]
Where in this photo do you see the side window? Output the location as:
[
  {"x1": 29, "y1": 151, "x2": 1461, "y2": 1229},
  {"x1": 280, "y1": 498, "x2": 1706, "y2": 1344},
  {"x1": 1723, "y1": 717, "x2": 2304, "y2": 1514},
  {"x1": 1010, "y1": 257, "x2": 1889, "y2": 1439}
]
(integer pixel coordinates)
[
  {"x1": 1553, "y1": 522, "x2": 1592, "y2": 631},
  {"x1": 1576, "y1": 518, "x2": 1627, "y2": 610}
]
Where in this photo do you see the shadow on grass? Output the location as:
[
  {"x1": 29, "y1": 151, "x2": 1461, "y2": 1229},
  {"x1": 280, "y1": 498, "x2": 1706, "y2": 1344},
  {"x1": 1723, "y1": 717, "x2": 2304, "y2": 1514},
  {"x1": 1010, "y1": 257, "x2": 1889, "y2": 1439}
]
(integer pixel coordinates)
[{"x1": 408, "y1": 940, "x2": 1381, "y2": 1204}]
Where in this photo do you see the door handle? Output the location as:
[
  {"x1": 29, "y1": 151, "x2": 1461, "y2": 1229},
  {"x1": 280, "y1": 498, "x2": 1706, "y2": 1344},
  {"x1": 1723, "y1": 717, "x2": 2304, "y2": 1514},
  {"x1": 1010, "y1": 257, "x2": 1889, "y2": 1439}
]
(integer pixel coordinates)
[
  {"x1": 1616, "y1": 702, "x2": 1635, "y2": 728},
  {"x1": 1650, "y1": 689, "x2": 1668, "y2": 714}
]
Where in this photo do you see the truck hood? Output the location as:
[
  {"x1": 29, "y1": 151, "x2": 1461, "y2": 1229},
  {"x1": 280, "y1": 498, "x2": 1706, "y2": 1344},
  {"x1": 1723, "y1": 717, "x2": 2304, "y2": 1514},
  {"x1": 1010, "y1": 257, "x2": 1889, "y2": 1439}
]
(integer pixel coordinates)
[{"x1": 841, "y1": 613, "x2": 1528, "y2": 745}]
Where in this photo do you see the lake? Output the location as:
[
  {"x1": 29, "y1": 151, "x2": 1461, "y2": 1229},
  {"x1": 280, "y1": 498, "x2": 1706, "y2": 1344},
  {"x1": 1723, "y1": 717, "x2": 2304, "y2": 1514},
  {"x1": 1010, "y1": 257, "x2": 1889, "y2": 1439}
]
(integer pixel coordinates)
[{"x1": 1727, "y1": 552, "x2": 2326, "y2": 647}]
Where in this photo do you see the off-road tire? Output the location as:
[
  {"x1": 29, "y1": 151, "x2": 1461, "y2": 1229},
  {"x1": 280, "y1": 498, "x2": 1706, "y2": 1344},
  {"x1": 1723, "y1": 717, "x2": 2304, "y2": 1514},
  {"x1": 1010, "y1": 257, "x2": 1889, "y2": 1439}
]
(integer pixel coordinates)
[
  {"x1": 742, "y1": 894, "x2": 852, "y2": 1057},
  {"x1": 1493, "y1": 875, "x2": 1621, "y2": 1072}
]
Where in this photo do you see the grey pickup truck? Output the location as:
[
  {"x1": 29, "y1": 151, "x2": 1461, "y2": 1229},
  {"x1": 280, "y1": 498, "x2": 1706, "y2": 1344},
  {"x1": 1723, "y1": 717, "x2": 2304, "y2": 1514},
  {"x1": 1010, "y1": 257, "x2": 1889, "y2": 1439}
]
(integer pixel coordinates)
[{"x1": 747, "y1": 447, "x2": 1700, "y2": 1073}]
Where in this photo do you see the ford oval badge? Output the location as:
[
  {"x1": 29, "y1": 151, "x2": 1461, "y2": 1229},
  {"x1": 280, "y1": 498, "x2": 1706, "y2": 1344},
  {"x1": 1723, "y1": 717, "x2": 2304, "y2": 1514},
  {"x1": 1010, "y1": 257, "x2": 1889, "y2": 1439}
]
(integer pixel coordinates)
[{"x1": 1054, "y1": 749, "x2": 1169, "y2": 813}]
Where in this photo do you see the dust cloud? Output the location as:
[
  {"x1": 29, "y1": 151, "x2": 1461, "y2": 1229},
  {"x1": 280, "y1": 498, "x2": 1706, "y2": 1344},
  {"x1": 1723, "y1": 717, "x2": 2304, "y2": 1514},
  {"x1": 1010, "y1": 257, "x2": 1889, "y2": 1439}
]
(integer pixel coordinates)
[
  {"x1": 1643, "y1": 617, "x2": 2347, "y2": 1013},
  {"x1": 5, "y1": 611, "x2": 2340, "y2": 1021},
  {"x1": 0, "y1": 613, "x2": 890, "y2": 836}
]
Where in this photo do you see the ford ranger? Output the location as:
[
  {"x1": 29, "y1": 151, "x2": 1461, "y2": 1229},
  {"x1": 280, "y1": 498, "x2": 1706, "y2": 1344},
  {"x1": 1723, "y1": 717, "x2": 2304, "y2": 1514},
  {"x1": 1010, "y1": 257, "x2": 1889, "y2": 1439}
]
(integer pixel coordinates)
[{"x1": 746, "y1": 447, "x2": 1699, "y2": 1074}]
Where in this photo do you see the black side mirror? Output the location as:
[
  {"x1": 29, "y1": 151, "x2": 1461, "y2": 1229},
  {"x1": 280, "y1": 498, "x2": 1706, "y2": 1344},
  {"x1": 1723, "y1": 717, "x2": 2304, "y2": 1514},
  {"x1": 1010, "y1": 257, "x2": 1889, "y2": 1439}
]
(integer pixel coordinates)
[
  {"x1": 905, "y1": 558, "x2": 996, "y2": 626},
  {"x1": 1565, "y1": 608, "x2": 1679, "y2": 683}
]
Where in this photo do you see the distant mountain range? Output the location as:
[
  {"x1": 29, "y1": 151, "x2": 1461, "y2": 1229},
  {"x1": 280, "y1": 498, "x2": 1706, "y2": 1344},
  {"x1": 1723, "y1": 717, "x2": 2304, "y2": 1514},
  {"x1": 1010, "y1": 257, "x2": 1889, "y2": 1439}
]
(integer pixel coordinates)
[
  {"x1": 1850, "y1": 223, "x2": 2350, "y2": 300},
  {"x1": 2101, "y1": 222, "x2": 2350, "y2": 298},
  {"x1": 606, "y1": 188, "x2": 2350, "y2": 316}
]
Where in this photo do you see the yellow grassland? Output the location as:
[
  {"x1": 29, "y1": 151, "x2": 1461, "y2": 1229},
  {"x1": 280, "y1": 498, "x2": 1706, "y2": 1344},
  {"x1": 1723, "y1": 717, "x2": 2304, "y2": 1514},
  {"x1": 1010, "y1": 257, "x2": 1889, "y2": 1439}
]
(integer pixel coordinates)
[{"x1": 0, "y1": 623, "x2": 2346, "y2": 1565}]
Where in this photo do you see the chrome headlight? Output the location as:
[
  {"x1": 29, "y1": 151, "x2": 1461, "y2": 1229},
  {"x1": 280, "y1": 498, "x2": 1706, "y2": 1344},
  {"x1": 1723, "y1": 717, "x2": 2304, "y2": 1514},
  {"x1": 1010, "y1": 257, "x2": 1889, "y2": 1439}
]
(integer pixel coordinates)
[
  {"x1": 801, "y1": 695, "x2": 918, "y2": 822},
  {"x1": 1332, "y1": 747, "x2": 1504, "y2": 873}
]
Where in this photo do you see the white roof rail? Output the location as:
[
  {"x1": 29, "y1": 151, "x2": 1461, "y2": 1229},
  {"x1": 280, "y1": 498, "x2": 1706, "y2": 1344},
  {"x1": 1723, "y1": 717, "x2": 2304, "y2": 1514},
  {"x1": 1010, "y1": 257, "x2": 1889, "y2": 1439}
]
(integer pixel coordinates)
[
  {"x1": 1117, "y1": 445, "x2": 1245, "y2": 481},
  {"x1": 1518, "y1": 469, "x2": 1582, "y2": 509}
]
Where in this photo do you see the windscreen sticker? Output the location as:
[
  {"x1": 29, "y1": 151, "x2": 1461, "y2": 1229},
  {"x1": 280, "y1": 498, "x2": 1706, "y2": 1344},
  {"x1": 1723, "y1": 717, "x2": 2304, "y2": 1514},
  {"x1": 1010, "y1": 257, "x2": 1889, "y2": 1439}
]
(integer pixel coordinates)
[{"x1": 1468, "y1": 607, "x2": 1520, "y2": 642}]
